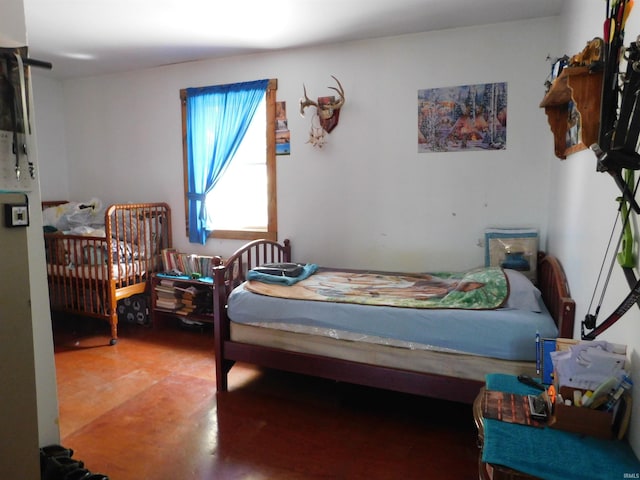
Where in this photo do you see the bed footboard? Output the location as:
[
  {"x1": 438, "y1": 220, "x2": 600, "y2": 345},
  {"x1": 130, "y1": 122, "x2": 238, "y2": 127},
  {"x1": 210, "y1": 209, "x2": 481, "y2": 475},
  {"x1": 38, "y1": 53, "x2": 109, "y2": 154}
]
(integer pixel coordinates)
[{"x1": 213, "y1": 239, "x2": 291, "y2": 390}]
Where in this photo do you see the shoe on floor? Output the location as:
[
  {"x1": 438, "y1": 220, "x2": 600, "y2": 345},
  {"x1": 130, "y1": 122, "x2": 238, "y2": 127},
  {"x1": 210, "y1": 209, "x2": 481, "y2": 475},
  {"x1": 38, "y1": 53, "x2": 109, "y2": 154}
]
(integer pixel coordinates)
[
  {"x1": 40, "y1": 444, "x2": 74, "y2": 459},
  {"x1": 41, "y1": 455, "x2": 84, "y2": 480},
  {"x1": 62, "y1": 468, "x2": 92, "y2": 480}
]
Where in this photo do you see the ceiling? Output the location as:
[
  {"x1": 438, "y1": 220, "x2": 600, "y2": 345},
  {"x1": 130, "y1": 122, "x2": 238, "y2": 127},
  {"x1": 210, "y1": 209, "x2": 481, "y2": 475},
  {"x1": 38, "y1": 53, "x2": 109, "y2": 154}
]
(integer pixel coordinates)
[{"x1": 21, "y1": 0, "x2": 564, "y2": 79}]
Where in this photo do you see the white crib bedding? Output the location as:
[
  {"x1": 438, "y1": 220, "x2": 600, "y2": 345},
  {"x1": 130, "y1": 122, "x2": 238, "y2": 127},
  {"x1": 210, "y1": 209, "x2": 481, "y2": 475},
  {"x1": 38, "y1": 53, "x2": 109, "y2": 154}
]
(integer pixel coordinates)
[{"x1": 47, "y1": 260, "x2": 147, "y2": 281}]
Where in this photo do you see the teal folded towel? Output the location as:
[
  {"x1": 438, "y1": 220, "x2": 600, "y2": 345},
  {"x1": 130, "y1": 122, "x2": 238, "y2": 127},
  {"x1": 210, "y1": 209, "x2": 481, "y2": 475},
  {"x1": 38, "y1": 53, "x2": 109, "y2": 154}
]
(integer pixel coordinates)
[
  {"x1": 247, "y1": 263, "x2": 318, "y2": 285},
  {"x1": 483, "y1": 419, "x2": 640, "y2": 480}
]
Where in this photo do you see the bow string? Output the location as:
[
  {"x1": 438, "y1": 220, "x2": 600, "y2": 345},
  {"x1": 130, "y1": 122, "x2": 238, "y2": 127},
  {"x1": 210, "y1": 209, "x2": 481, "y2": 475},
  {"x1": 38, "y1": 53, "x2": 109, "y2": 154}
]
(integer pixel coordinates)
[{"x1": 583, "y1": 0, "x2": 640, "y2": 339}]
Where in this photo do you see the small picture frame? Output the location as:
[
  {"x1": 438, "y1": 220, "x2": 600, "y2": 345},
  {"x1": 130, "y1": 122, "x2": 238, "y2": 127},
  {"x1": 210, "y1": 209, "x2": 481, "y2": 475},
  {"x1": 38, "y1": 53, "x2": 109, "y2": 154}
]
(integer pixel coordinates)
[
  {"x1": 484, "y1": 228, "x2": 538, "y2": 282},
  {"x1": 5, "y1": 203, "x2": 29, "y2": 228}
]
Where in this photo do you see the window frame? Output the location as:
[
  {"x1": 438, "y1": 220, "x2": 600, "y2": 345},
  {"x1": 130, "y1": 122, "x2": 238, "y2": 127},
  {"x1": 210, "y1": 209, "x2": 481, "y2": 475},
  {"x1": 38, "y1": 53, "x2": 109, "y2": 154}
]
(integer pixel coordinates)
[{"x1": 180, "y1": 78, "x2": 278, "y2": 242}]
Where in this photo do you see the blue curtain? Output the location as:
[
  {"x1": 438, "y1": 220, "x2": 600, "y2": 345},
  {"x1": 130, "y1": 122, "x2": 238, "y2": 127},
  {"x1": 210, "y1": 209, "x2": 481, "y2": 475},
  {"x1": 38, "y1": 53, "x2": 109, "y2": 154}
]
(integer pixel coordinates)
[{"x1": 185, "y1": 79, "x2": 269, "y2": 244}]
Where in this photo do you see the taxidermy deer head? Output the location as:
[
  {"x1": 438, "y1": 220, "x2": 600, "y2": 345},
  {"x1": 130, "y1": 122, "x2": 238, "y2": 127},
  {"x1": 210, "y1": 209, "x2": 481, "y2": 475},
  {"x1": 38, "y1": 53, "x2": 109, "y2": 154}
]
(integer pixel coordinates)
[{"x1": 300, "y1": 75, "x2": 345, "y2": 147}]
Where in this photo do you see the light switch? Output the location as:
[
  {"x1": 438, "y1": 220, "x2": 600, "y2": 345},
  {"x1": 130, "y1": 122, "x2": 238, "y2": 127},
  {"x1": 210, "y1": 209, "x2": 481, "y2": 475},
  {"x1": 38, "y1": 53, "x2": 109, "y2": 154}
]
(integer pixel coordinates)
[{"x1": 4, "y1": 204, "x2": 29, "y2": 227}]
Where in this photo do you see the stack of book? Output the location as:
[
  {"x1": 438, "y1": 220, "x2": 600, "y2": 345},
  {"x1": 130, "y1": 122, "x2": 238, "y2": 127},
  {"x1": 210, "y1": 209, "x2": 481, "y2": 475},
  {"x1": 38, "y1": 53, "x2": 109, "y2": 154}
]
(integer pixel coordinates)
[
  {"x1": 154, "y1": 277, "x2": 213, "y2": 318},
  {"x1": 174, "y1": 285, "x2": 212, "y2": 316},
  {"x1": 154, "y1": 278, "x2": 184, "y2": 312}
]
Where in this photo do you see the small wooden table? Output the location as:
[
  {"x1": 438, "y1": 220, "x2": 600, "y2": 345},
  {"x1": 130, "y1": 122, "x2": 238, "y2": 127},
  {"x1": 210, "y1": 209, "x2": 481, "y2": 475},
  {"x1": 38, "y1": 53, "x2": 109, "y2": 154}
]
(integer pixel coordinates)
[
  {"x1": 474, "y1": 387, "x2": 540, "y2": 480},
  {"x1": 474, "y1": 375, "x2": 640, "y2": 480}
]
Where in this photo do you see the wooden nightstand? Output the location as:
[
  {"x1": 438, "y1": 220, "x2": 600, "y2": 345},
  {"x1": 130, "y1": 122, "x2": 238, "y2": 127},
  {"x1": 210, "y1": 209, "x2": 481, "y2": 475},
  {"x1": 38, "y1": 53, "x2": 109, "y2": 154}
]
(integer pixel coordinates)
[
  {"x1": 474, "y1": 387, "x2": 540, "y2": 480},
  {"x1": 475, "y1": 375, "x2": 640, "y2": 480}
]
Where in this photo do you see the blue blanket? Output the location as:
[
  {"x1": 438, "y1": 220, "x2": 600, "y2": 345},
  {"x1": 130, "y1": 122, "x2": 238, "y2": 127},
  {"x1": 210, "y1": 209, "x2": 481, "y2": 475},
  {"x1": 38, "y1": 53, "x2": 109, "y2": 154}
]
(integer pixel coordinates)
[
  {"x1": 247, "y1": 263, "x2": 318, "y2": 286},
  {"x1": 483, "y1": 374, "x2": 640, "y2": 480}
]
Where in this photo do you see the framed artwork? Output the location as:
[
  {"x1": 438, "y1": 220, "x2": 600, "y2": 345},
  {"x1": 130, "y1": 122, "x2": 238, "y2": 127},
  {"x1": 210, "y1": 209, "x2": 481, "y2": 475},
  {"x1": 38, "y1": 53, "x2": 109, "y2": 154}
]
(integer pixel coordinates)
[
  {"x1": 484, "y1": 228, "x2": 538, "y2": 282},
  {"x1": 566, "y1": 100, "x2": 580, "y2": 149},
  {"x1": 418, "y1": 82, "x2": 507, "y2": 153}
]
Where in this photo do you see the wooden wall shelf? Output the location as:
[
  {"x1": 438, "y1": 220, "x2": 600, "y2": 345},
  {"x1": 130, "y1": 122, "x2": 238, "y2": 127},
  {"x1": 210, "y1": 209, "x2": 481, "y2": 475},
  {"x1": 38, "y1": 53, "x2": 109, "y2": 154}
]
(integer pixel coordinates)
[{"x1": 540, "y1": 66, "x2": 603, "y2": 159}]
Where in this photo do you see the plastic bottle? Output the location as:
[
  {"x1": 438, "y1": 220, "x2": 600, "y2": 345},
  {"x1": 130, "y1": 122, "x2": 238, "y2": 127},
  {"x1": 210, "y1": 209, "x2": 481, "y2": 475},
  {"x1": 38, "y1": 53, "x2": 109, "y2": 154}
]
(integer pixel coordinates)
[{"x1": 605, "y1": 375, "x2": 633, "y2": 411}]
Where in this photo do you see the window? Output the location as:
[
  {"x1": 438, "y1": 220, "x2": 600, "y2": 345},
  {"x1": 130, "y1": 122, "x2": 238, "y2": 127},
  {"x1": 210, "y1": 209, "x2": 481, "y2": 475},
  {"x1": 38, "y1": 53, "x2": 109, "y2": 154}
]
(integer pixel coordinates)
[{"x1": 180, "y1": 79, "x2": 278, "y2": 243}]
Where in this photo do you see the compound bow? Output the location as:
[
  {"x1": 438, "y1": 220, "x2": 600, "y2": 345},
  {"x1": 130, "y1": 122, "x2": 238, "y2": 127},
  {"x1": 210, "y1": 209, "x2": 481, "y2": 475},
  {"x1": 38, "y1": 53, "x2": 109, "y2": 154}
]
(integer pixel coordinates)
[{"x1": 583, "y1": 0, "x2": 640, "y2": 339}]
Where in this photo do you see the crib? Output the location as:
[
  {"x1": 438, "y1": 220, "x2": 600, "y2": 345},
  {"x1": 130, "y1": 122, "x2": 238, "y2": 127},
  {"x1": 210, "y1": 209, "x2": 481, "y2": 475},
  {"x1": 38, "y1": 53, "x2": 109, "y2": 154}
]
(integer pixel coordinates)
[{"x1": 42, "y1": 200, "x2": 172, "y2": 344}]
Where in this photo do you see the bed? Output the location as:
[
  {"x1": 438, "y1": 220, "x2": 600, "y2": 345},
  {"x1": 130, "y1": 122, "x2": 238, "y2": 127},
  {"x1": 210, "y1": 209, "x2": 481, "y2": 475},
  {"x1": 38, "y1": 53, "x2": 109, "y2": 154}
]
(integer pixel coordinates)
[
  {"x1": 42, "y1": 200, "x2": 172, "y2": 344},
  {"x1": 212, "y1": 239, "x2": 575, "y2": 403}
]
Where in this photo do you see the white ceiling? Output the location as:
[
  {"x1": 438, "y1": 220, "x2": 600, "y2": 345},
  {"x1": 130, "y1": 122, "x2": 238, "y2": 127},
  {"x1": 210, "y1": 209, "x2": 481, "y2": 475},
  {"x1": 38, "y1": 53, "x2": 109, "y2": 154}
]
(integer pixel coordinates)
[{"x1": 22, "y1": 0, "x2": 565, "y2": 79}]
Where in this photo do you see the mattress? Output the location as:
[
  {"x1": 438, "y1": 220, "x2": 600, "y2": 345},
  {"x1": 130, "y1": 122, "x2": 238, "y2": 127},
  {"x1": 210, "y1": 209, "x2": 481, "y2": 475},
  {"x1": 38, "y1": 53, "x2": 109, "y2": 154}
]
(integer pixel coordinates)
[
  {"x1": 229, "y1": 322, "x2": 537, "y2": 381},
  {"x1": 227, "y1": 269, "x2": 558, "y2": 361}
]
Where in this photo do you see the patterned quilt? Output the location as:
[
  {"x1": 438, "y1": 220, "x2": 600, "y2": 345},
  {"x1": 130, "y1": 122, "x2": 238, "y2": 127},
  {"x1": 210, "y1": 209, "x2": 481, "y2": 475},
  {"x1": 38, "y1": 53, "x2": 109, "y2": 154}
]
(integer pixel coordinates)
[{"x1": 245, "y1": 267, "x2": 508, "y2": 309}]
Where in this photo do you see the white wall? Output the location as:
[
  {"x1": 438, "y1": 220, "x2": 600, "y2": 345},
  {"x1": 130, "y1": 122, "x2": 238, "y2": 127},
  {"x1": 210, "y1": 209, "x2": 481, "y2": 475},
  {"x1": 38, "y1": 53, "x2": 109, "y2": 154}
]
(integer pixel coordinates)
[
  {"x1": 1, "y1": 0, "x2": 60, "y2": 473},
  {"x1": 549, "y1": 0, "x2": 640, "y2": 457},
  {"x1": 32, "y1": 74, "x2": 69, "y2": 200},
  {"x1": 40, "y1": 17, "x2": 558, "y2": 273}
]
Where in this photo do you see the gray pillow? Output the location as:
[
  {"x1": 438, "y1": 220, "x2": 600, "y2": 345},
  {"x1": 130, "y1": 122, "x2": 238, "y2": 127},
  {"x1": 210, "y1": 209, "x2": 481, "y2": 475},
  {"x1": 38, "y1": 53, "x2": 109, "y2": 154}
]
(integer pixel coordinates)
[{"x1": 503, "y1": 268, "x2": 543, "y2": 312}]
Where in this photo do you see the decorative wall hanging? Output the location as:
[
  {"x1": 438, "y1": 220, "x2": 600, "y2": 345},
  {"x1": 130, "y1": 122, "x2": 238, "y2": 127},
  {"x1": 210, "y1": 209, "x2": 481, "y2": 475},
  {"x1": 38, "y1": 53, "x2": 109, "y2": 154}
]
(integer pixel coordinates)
[
  {"x1": 299, "y1": 75, "x2": 345, "y2": 148},
  {"x1": 418, "y1": 82, "x2": 507, "y2": 153},
  {"x1": 275, "y1": 101, "x2": 290, "y2": 155},
  {"x1": 539, "y1": 39, "x2": 604, "y2": 159}
]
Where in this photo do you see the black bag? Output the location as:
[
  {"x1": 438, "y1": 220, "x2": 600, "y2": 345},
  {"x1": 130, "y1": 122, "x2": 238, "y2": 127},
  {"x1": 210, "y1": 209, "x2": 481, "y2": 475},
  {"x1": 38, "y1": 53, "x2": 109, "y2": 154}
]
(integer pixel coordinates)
[
  {"x1": 252, "y1": 262, "x2": 304, "y2": 277},
  {"x1": 117, "y1": 294, "x2": 149, "y2": 325}
]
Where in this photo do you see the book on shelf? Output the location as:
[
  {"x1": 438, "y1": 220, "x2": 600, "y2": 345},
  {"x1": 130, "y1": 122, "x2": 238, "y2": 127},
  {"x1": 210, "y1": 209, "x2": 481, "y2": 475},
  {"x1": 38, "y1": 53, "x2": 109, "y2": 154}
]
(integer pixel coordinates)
[
  {"x1": 182, "y1": 297, "x2": 204, "y2": 306},
  {"x1": 160, "y1": 248, "x2": 216, "y2": 278},
  {"x1": 174, "y1": 285, "x2": 199, "y2": 296},
  {"x1": 481, "y1": 389, "x2": 545, "y2": 428},
  {"x1": 175, "y1": 305, "x2": 197, "y2": 316},
  {"x1": 155, "y1": 285, "x2": 178, "y2": 295},
  {"x1": 161, "y1": 248, "x2": 178, "y2": 272},
  {"x1": 179, "y1": 286, "x2": 211, "y2": 314},
  {"x1": 155, "y1": 298, "x2": 184, "y2": 311}
]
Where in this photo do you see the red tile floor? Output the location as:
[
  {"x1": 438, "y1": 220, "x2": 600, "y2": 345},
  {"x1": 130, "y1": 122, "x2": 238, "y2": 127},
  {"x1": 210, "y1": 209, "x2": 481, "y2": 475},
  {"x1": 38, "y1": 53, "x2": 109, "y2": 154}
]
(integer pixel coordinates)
[{"x1": 52, "y1": 316, "x2": 479, "y2": 479}]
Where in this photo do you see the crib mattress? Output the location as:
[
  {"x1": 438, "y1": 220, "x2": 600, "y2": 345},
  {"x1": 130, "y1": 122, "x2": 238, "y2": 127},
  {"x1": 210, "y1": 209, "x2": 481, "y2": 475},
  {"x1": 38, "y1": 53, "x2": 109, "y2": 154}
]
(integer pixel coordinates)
[{"x1": 47, "y1": 261, "x2": 146, "y2": 281}]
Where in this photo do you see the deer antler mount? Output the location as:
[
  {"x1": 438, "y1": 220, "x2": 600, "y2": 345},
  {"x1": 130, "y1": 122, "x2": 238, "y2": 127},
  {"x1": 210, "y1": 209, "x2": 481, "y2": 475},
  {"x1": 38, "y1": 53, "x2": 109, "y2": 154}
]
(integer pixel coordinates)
[{"x1": 300, "y1": 76, "x2": 345, "y2": 147}]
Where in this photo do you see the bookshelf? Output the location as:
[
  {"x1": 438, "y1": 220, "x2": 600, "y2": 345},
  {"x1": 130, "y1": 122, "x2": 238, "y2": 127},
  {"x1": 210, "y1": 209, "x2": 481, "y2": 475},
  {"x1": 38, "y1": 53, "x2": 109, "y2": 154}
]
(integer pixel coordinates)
[{"x1": 150, "y1": 273, "x2": 215, "y2": 327}]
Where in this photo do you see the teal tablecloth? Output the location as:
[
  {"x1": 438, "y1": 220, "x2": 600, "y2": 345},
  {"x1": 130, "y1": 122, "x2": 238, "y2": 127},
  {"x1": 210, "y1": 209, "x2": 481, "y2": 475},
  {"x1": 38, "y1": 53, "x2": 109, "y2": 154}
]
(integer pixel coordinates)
[{"x1": 483, "y1": 374, "x2": 640, "y2": 480}]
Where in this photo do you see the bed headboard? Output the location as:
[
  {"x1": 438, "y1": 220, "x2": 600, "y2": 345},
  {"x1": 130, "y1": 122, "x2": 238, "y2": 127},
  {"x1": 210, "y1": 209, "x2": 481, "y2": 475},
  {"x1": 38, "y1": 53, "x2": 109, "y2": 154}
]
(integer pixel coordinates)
[
  {"x1": 214, "y1": 239, "x2": 291, "y2": 293},
  {"x1": 537, "y1": 252, "x2": 575, "y2": 338}
]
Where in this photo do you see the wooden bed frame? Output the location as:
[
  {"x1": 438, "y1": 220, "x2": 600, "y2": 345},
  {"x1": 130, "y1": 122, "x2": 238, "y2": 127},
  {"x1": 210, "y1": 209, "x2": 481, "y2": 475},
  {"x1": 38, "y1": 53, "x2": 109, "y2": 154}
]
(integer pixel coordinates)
[
  {"x1": 42, "y1": 201, "x2": 172, "y2": 344},
  {"x1": 212, "y1": 239, "x2": 576, "y2": 403}
]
